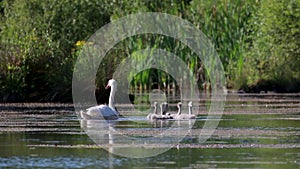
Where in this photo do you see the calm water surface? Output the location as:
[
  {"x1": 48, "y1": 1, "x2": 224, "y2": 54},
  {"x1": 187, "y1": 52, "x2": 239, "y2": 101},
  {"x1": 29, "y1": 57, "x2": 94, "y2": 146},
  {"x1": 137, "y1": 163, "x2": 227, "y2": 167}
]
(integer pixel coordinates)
[{"x1": 0, "y1": 94, "x2": 299, "y2": 168}]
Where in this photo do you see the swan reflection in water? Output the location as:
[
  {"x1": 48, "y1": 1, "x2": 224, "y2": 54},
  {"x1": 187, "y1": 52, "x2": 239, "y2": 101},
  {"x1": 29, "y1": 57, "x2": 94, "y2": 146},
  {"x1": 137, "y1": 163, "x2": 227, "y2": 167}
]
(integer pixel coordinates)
[
  {"x1": 80, "y1": 117, "x2": 195, "y2": 158},
  {"x1": 80, "y1": 119, "x2": 116, "y2": 145}
]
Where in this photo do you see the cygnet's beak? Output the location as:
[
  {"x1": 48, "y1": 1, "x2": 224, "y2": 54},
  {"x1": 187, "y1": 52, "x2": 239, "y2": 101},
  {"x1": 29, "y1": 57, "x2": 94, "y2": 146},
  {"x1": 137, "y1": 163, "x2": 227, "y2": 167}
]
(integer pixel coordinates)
[{"x1": 105, "y1": 84, "x2": 111, "y2": 89}]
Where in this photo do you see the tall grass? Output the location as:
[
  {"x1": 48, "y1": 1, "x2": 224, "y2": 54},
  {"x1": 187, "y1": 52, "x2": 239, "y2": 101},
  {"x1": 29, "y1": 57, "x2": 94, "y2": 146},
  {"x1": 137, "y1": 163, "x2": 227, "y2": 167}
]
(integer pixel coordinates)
[{"x1": 1, "y1": 0, "x2": 298, "y2": 102}]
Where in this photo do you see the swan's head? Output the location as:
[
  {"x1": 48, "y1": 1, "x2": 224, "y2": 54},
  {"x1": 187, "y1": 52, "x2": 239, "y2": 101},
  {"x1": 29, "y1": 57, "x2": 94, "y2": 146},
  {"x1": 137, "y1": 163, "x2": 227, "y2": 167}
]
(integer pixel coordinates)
[
  {"x1": 105, "y1": 79, "x2": 117, "y2": 89},
  {"x1": 153, "y1": 101, "x2": 158, "y2": 107},
  {"x1": 188, "y1": 101, "x2": 193, "y2": 107},
  {"x1": 160, "y1": 102, "x2": 168, "y2": 114},
  {"x1": 177, "y1": 102, "x2": 182, "y2": 108},
  {"x1": 161, "y1": 102, "x2": 168, "y2": 109}
]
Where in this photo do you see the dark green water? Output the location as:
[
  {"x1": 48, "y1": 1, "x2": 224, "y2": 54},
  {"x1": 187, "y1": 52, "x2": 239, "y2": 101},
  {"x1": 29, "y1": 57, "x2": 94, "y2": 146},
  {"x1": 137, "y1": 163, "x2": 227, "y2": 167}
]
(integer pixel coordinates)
[{"x1": 0, "y1": 94, "x2": 299, "y2": 168}]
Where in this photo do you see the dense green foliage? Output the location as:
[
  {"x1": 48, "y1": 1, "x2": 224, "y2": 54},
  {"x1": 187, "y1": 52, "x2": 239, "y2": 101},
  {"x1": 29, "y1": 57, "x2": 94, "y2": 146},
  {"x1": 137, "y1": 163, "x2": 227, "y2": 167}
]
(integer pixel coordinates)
[
  {"x1": 243, "y1": 0, "x2": 300, "y2": 92},
  {"x1": 0, "y1": 0, "x2": 112, "y2": 101},
  {"x1": 0, "y1": 0, "x2": 299, "y2": 102}
]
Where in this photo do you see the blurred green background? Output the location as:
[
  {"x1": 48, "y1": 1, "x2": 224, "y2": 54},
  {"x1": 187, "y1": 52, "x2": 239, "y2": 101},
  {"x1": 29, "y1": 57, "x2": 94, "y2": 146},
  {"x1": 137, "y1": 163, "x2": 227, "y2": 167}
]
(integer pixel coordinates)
[{"x1": 0, "y1": 0, "x2": 299, "y2": 102}]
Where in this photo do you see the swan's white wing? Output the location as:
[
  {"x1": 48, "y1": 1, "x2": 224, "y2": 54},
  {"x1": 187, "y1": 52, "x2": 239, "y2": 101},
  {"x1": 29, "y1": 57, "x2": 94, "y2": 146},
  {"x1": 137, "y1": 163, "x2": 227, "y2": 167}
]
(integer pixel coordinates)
[
  {"x1": 98, "y1": 105, "x2": 118, "y2": 118},
  {"x1": 86, "y1": 106, "x2": 102, "y2": 117},
  {"x1": 175, "y1": 114, "x2": 195, "y2": 120},
  {"x1": 147, "y1": 113, "x2": 153, "y2": 119},
  {"x1": 80, "y1": 111, "x2": 95, "y2": 120},
  {"x1": 85, "y1": 105, "x2": 118, "y2": 120}
]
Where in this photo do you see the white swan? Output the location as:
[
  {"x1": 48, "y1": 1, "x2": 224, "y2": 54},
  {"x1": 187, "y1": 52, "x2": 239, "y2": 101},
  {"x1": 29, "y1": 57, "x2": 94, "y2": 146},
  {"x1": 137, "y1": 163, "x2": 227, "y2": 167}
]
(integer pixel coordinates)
[
  {"x1": 158, "y1": 102, "x2": 172, "y2": 119},
  {"x1": 148, "y1": 102, "x2": 172, "y2": 120},
  {"x1": 147, "y1": 102, "x2": 158, "y2": 120},
  {"x1": 161, "y1": 102, "x2": 168, "y2": 115},
  {"x1": 81, "y1": 79, "x2": 119, "y2": 120},
  {"x1": 169, "y1": 102, "x2": 182, "y2": 119},
  {"x1": 174, "y1": 101, "x2": 196, "y2": 120}
]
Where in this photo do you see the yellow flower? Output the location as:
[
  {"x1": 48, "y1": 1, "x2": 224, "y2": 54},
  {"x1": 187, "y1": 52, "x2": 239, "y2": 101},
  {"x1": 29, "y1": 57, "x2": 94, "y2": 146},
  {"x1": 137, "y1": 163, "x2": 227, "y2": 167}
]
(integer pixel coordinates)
[{"x1": 75, "y1": 40, "x2": 86, "y2": 46}]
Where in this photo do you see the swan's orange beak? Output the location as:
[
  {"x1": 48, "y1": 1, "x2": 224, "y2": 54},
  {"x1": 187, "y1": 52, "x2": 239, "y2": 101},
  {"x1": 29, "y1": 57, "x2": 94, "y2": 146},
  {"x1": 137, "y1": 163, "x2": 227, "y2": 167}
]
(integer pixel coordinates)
[{"x1": 105, "y1": 84, "x2": 111, "y2": 89}]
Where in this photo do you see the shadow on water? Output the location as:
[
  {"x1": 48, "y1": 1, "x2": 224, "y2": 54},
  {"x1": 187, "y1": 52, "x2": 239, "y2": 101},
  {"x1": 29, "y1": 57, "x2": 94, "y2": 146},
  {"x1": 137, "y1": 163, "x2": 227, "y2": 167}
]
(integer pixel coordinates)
[{"x1": 0, "y1": 94, "x2": 299, "y2": 168}]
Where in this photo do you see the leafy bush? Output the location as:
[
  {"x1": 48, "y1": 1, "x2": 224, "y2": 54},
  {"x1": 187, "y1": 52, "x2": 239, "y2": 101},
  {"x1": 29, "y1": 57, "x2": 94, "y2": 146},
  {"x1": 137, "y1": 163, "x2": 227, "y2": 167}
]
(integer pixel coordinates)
[
  {"x1": 243, "y1": 0, "x2": 300, "y2": 92},
  {"x1": 0, "y1": 0, "x2": 112, "y2": 102}
]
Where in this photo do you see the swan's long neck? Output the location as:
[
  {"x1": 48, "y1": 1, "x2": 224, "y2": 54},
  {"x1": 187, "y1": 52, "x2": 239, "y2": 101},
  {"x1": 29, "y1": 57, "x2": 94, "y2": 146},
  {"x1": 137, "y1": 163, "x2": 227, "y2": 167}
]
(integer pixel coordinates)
[
  {"x1": 160, "y1": 104, "x2": 163, "y2": 115},
  {"x1": 154, "y1": 104, "x2": 158, "y2": 115},
  {"x1": 176, "y1": 104, "x2": 181, "y2": 116},
  {"x1": 188, "y1": 105, "x2": 192, "y2": 116},
  {"x1": 108, "y1": 85, "x2": 116, "y2": 110}
]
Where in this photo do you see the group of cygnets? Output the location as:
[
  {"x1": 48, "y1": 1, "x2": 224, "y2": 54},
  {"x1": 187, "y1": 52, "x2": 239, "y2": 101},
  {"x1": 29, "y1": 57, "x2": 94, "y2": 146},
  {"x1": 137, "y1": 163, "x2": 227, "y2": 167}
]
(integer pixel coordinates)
[
  {"x1": 147, "y1": 101, "x2": 196, "y2": 120},
  {"x1": 80, "y1": 79, "x2": 197, "y2": 121}
]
